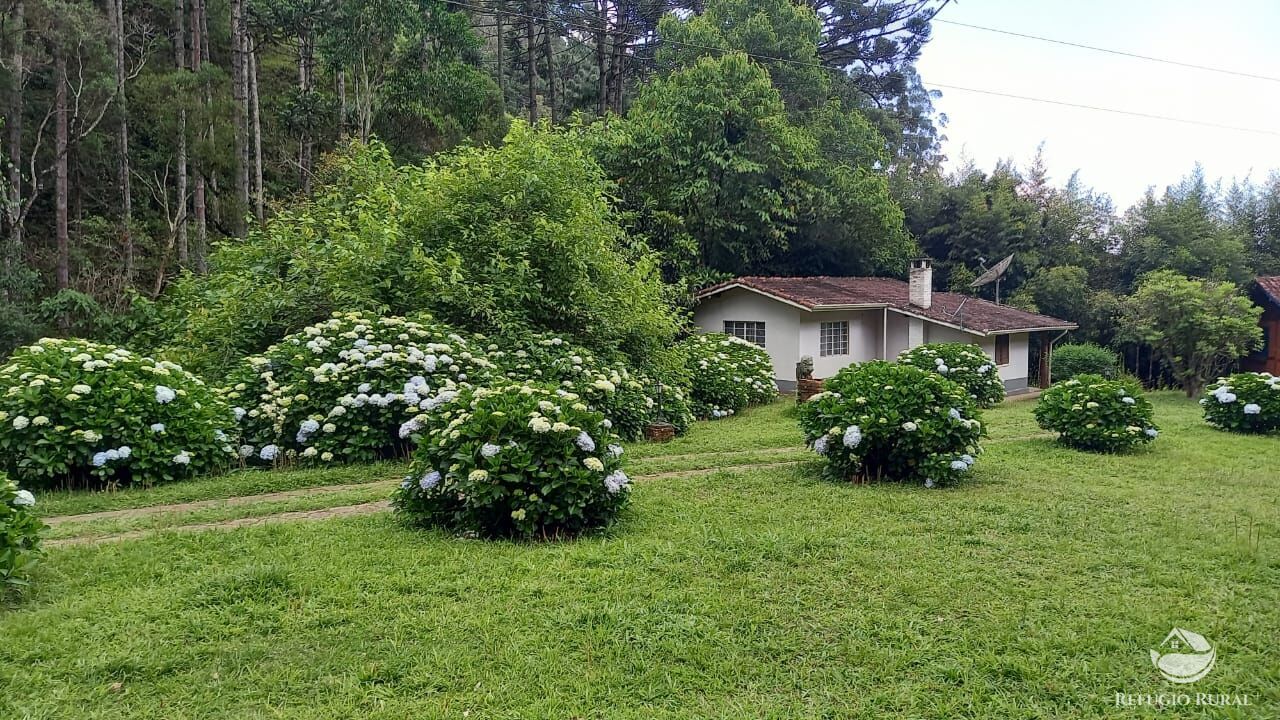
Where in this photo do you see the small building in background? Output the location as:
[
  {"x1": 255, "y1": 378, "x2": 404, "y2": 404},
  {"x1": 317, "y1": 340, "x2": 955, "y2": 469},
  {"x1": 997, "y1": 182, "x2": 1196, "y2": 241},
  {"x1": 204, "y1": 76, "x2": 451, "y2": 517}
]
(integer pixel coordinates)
[
  {"x1": 691, "y1": 259, "x2": 1077, "y2": 392},
  {"x1": 1243, "y1": 277, "x2": 1280, "y2": 375}
]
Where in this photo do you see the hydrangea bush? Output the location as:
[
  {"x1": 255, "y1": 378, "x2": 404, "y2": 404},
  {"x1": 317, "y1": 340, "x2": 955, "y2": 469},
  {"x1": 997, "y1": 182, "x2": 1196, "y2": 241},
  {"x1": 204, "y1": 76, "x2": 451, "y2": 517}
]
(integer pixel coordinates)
[
  {"x1": 680, "y1": 333, "x2": 776, "y2": 418},
  {"x1": 221, "y1": 312, "x2": 496, "y2": 466},
  {"x1": 798, "y1": 361, "x2": 984, "y2": 486},
  {"x1": 392, "y1": 383, "x2": 630, "y2": 538},
  {"x1": 1, "y1": 475, "x2": 44, "y2": 591},
  {"x1": 1034, "y1": 374, "x2": 1157, "y2": 452},
  {"x1": 486, "y1": 332, "x2": 689, "y2": 439},
  {"x1": 1201, "y1": 372, "x2": 1280, "y2": 434},
  {"x1": 0, "y1": 338, "x2": 235, "y2": 489},
  {"x1": 898, "y1": 342, "x2": 1005, "y2": 407}
]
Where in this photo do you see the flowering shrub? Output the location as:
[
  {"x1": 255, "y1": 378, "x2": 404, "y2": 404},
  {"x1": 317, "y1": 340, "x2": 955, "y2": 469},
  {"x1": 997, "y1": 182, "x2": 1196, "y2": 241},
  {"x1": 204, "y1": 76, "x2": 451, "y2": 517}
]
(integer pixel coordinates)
[
  {"x1": 898, "y1": 342, "x2": 1005, "y2": 407},
  {"x1": 486, "y1": 332, "x2": 688, "y2": 439},
  {"x1": 0, "y1": 338, "x2": 235, "y2": 489},
  {"x1": 1202, "y1": 372, "x2": 1280, "y2": 434},
  {"x1": 798, "y1": 361, "x2": 984, "y2": 486},
  {"x1": 392, "y1": 383, "x2": 630, "y2": 538},
  {"x1": 679, "y1": 333, "x2": 776, "y2": 418},
  {"x1": 1034, "y1": 374, "x2": 1157, "y2": 452},
  {"x1": 1, "y1": 475, "x2": 44, "y2": 591},
  {"x1": 221, "y1": 312, "x2": 496, "y2": 466}
]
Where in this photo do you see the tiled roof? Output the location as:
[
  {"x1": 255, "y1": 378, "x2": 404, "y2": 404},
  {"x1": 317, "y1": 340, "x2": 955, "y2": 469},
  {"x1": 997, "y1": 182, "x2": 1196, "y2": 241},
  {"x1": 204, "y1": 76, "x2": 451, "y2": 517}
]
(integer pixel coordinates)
[
  {"x1": 1256, "y1": 277, "x2": 1280, "y2": 305},
  {"x1": 695, "y1": 276, "x2": 1077, "y2": 334}
]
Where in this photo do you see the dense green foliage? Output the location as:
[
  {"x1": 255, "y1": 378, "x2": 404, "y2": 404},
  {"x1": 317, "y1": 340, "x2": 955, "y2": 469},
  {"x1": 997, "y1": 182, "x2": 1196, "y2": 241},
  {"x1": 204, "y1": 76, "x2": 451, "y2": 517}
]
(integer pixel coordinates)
[
  {"x1": 798, "y1": 361, "x2": 984, "y2": 485},
  {"x1": 392, "y1": 383, "x2": 629, "y2": 538},
  {"x1": 1119, "y1": 271, "x2": 1262, "y2": 396},
  {"x1": 163, "y1": 126, "x2": 679, "y2": 377},
  {"x1": 679, "y1": 333, "x2": 776, "y2": 418},
  {"x1": 220, "y1": 312, "x2": 494, "y2": 467},
  {"x1": 1202, "y1": 372, "x2": 1280, "y2": 434},
  {"x1": 0, "y1": 474, "x2": 44, "y2": 592},
  {"x1": 0, "y1": 339, "x2": 234, "y2": 489},
  {"x1": 897, "y1": 342, "x2": 1004, "y2": 407},
  {"x1": 1051, "y1": 343, "x2": 1121, "y2": 381},
  {"x1": 1035, "y1": 375, "x2": 1157, "y2": 453}
]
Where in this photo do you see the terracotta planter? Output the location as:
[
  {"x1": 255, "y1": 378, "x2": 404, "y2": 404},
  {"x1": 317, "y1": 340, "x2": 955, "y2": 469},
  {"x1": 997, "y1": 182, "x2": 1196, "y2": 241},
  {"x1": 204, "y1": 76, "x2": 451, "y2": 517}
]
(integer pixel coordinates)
[
  {"x1": 643, "y1": 422, "x2": 676, "y2": 442},
  {"x1": 796, "y1": 377, "x2": 825, "y2": 403}
]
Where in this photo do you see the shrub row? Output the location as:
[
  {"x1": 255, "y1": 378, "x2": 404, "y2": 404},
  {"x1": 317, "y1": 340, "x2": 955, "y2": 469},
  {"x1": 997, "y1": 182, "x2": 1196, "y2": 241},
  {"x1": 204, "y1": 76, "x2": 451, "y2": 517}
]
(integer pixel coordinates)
[{"x1": 0, "y1": 338, "x2": 235, "y2": 490}]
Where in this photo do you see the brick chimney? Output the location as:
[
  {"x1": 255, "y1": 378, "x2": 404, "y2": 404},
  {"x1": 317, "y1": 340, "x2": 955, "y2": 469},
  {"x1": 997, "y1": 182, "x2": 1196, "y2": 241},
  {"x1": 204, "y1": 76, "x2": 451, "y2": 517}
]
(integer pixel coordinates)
[{"x1": 909, "y1": 258, "x2": 933, "y2": 309}]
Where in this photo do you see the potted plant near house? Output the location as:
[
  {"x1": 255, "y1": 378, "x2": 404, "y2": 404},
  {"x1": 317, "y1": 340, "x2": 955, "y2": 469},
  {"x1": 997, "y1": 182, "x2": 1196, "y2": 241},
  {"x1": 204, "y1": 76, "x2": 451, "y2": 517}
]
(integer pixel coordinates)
[{"x1": 643, "y1": 381, "x2": 677, "y2": 442}]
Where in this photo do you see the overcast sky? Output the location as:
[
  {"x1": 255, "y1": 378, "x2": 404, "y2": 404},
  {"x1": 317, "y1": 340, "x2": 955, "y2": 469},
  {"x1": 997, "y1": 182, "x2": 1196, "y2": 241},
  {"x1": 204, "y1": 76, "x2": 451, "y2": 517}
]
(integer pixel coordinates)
[{"x1": 915, "y1": 0, "x2": 1280, "y2": 211}]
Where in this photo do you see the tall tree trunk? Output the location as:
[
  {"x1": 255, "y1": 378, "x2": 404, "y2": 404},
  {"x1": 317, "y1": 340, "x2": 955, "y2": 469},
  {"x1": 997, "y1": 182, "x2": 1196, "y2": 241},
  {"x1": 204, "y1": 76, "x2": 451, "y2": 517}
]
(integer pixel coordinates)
[
  {"x1": 248, "y1": 40, "x2": 263, "y2": 222},
  {"x1": 191, "y1": 0, "x2": 208, "y2": 273},
  {"x1": 3, "y1": 0, "x2": 23, "y2": 304},
  {"x1": 175, "y1": 0, "x2": 189, "y2": 267},
  {"x1": 594, "y1": 0, "x2": 606, "y2": 116},
  {"x1": 495, "y1": 3, "x2": 505, "y2": 100},
  {"x1": 336, "y1": 69, "x2": 347, "y2": 137},
  {"x1": 542, "y1": 3, "x2": 555, "y2": 123},
  {"x1": 298, "y1": 26, "x2": 313, "y2": 194},
  {"x1": 524, "y1": 0, "x2": 538, "y2": 122},
  {"x1": 54, "y1": 52, "x2": 69, "y2": 292},
  {"x1": 109, "y1": 0, "x2": 134, "y2": 285},
  {"x1": 231, "y1": 0, "x2": 248, "y2": 236}
]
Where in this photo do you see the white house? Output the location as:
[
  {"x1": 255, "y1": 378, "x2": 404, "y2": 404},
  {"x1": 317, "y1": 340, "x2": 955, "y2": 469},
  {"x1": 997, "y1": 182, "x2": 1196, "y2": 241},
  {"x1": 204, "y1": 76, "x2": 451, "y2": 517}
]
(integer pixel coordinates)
[{"x1": 692, "y1": 259, "x2": 1077, "y2": 392}]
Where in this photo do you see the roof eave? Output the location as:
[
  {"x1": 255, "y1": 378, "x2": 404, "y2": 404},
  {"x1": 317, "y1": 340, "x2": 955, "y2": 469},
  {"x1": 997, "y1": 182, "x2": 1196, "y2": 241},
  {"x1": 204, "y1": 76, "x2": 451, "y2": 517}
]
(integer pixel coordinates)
[
  {"x1": 694, "y1": 282, "x2": 813, "y2": 311},
  {"x1": 812, "y1": 303, "x2": 890, "y2": 311}
]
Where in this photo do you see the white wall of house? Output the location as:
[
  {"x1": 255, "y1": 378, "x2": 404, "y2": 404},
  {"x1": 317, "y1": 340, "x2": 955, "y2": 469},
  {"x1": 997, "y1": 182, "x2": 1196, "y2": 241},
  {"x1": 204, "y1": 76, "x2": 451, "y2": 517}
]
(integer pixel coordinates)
[
  {"x1": 997, "y1": 333, "x2": 1030, "y2": 389},
  {"x1": 885, "y1": 312, "x2": 911, "y2": 359},
  {"x1": 801, "y1": 309, "x2": 883, "y2": 378},
  {"x1": 691, "y1": 287, "x2": 805, "y2": 385}
]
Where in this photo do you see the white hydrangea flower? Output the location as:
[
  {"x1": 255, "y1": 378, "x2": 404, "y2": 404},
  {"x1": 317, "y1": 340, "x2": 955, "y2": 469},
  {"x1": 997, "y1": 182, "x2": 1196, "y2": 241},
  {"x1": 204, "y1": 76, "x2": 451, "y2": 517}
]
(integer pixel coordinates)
[
  {"x1": 842, "y1": 425, "x2": 862, "y2": 448},
  {"x1": 12, "y1": 416, "x2": 30, "y2": 430},
  {"x1": 813, "y1": 436, "x2": 829, "y2": 455},
  {"x1": 12, "y1": 489, "x2": 37, "y2": 507},
  {"x1": 1243, "y1": 403, "x2": 1262, "y2": 415},
  {"x1": 155, "y1": 385, "x2": 176, "y2": 404},
  {"x1": 604, "y1": 470, "x2": 630, "y2": 494},
  {"x1": 480, "y1": 442, "x2": 501, "y2": 458},
  {"x1": 172, "y1": 451, "x2": 192, "y2": 465},
  {"x1": 902, "y1": 421, "x2": 918, "y2": 432}
]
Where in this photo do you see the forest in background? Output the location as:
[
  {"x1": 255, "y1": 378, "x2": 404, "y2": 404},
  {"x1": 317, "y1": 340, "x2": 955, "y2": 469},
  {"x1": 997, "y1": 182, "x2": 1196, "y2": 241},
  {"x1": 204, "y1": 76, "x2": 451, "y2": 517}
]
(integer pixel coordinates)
[{"x1": 3, "y1": 0, "x2": 1280, "y2": 379}]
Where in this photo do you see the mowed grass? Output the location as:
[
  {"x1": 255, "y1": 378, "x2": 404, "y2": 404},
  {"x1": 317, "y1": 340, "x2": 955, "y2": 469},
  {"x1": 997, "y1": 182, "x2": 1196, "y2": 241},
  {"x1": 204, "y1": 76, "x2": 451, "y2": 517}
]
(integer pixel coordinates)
[{"x1": 2, "y1": 395, "x2": 1279, "y2": 718}]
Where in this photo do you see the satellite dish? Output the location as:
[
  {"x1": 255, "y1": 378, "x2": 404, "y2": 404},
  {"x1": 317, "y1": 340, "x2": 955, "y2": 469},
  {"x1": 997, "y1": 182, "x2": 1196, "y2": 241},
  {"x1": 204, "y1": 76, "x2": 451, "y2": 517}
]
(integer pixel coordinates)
[{"x1": 969, "y1": 253, "x2": 1014, "y2": 304}]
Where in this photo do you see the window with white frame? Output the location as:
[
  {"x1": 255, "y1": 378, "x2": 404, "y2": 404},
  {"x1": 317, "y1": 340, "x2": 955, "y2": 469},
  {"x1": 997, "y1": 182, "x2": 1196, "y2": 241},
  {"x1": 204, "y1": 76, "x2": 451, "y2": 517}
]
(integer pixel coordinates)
[
  {"x1": 724, "y1": 321, "x2": 766, "y2": 347},
  {"x1": 819, "y1": 321, "x2": 849, "y2": 356}
]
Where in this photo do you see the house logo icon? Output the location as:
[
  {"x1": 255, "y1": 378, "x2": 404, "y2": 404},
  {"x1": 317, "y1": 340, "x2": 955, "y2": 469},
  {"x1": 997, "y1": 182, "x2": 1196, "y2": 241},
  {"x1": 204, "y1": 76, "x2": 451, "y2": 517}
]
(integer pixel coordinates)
[{"x1": 1150, "y1": 628, "x2": 1216, "y2": 684}]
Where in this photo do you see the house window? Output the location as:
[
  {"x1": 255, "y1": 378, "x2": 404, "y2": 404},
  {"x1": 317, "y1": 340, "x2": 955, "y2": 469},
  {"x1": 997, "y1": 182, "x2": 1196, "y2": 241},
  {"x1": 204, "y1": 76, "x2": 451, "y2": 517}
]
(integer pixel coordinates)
[
  {"x1": 724, "y1": 321, "x2": 766, "y2": 347},
  {"x1": 995, "y1": 334, "x2": 1010, "y2": 365},
  {"x1": 819, "y1": 321, "x2": 849, "y2": 356}
]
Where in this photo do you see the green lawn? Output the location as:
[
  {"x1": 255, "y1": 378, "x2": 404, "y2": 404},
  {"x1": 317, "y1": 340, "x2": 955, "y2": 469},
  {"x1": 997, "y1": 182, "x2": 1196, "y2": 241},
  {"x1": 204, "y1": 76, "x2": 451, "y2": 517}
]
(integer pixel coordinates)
[{"x1": 2, "y1": 395, "x2": 1278, "y2": 718}]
